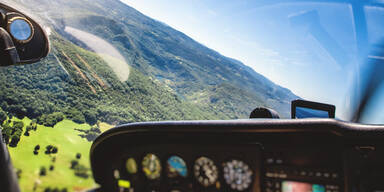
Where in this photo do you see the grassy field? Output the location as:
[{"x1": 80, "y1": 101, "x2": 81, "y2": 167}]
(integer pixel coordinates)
[
  {"x1": 98, "y1": 122, "x2": 113, "y2": 133},
  {"x1": 8, "y1": 117, "x2": 113, "y2": 192}
]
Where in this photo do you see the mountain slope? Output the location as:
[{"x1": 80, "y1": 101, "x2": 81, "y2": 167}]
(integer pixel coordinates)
[
  {"x1": 0, "y1": 31, "x2": 225, "y2": 125},
  {"x1": 4, "y1": 0, "x2": 298, "y2": 121}
]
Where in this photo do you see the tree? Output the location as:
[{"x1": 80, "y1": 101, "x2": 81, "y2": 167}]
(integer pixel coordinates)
[
  {"x1": 84, "y1": 111, "x2": 97, "y2": 125},
  {"x1": 26, "y1": 125, "x2": 33, "y2": 132},
  {"x1": 35, "y1": 145, "x2": 40, "y2": 151},
  {"x1": 49, "y1": 165, "x2": 54, "y2": 171},
  {"x1": 38, "y1": 112, "x2": 65, "y2": 127},
  {"x1": 9, "y1": 135, "x2": 20, "y2": 147},
  {"x1": 44, "y1": 145, "x2": 59, "y2": 154},
  {"x1": 85, "y1": 132, "x2": 98, "y2": 141},
  {"x1": 70, "y1": 160, "x2": 79, "y2": 169},
  {"x1": 0, "y1": 108, "x2": 7, "y2": 125},
  {"x1": 0, "y1": 102, "x2": 8, "y2": 112},
  {"x1": 13, "y1": 121, "x2": 24, "y2": 130},
  {"x1": 74, "y1": 164, "x2": 89, "y2": 178},
  {"x1": 51, "y1": 147, "x2": 58, "y2": 154},
  {"x1": 65, "y1": 109, "x2": 85, "y2": 124},
  {"x1": 39, "y1": 166, "x2": 47, "y2": 176},
  {"x1": 76, "y1": 153, "x2": 81, "y2": 160},
  {"x1": 45, "y1": 145, "x2": 53, "y2": 154}
]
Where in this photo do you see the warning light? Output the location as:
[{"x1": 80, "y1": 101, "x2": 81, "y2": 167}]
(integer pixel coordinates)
[{"x1": 118, "y1": 179, "x2": 131, "y2": 189}]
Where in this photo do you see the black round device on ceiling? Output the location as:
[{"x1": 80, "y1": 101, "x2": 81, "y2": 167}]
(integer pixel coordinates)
[{"x1": 250, "y1": 107, "x2": 280, "y2": 119}]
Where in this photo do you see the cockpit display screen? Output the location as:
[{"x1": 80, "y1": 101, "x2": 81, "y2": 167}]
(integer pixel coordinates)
[
  {"x1": 282, "y1": 181, "x2": 325, "y2": 192},
  {"x1": 296, "y1": 107, "x2": 330, "y2": 118},
  {"x1": 291, "y1": 99, "x2": 336, "y2": 119}
]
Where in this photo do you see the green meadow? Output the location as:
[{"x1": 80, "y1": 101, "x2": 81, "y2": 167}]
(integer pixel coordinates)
[{"x1": 7, "y1": 117, "x2": 113, "y2": 192}]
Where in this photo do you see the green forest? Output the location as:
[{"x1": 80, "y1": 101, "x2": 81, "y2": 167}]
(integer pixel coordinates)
[{"x1": 0, "y1": 32, "x2": 225, "y2": 128}]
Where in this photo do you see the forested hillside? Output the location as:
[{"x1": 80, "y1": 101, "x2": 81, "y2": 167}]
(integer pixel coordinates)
[
  {"x1": 0, "y1": 32, "x2": 224, "y2": 127},
  {"x1": 0, "y1": 0, "x2": 297, "y2": 123}
]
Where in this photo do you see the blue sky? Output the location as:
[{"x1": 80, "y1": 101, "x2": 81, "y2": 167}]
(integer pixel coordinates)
[{"x1": 121, "y1": 0, "x2": 384, "y2": 120}]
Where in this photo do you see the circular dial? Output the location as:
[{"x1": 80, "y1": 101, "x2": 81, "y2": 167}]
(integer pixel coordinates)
[
  {"x1": 142, "y1": 154, "x2": 162, "y2": 180},
  {"x1": 125, "y1": 158, "x2": 137, "y2": 174},
  {"x1": 194, "y1": 157, "x2": 218, "y2": 187},
  {"x1": 223, "y1": 160, "x2": 253, "y2": 191},
  {"x1": 167, "y1": 156, "x2": 188, "y2": 178},
  {"x1": 8, "y1": 17, "x2": 34, "y2": 43}
]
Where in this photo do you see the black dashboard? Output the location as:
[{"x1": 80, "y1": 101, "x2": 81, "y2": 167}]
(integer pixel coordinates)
[{"x1": 90, "y1": 119, "x2": 384, "y2": 192}]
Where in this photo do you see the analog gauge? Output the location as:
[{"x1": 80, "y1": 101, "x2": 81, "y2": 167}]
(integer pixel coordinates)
[
  {"x1": 223, "y1": 160, "x2": 253, "y2": 191},
  {"x1": 8, "y1": 17, "x2": 34, "y2": 43},
  {"x1": 167, "y1": 156, "x2": 188, "y2": 178},
  {"x1": 194, "y1": 157, "x2": 218, "y2": 187},
  {"x1": 126, "y1": 158, "x2": 137, "y2": 174},
  {"x1": 142, "y1": 154, "x2": 162, "y2": 180}
]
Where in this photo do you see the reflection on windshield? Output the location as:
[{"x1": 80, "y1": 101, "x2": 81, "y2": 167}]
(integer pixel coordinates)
[{"x1": 64, "y1": 26, "x2": 130, "y2": 81}]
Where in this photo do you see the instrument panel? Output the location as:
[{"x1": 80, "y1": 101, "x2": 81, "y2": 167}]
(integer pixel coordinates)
[
  {"x1": 108, "y1": 143, "x2": 261, "y2": 191},
  {"x1": 89, "y1": 119, "x2": 384, "y2": 192}
]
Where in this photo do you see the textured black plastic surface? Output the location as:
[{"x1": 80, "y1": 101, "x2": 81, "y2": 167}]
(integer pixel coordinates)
[{"x1": 90, "y1": 119, "x2": 384, "y2": 191}]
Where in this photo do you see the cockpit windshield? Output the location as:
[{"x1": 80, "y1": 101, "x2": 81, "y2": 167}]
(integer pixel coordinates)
[{"x1": 0, "y1": 0, "x2": 383, "y2": 191}]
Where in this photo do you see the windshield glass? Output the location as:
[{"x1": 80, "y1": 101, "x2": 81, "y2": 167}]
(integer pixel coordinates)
[{"x1": 0, "y1": 0, "x2": 382, "y2": 191}]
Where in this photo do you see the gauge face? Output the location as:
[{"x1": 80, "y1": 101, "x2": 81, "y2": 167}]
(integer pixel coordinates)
[
  {"x1": 142, "y1": 154, "x2": 162, "y2": 180},
  {"x1": 194, "y1": 157, "x2": 218, "y2": 187},
  {"x1": 9, "y1": 18, "x2": 33, "y2": 42},
  {"x1": 167, "y1": 156, "x2": 188, "y2": 178},
  {"x1": 126, "y1": 158, "x2": 137, "y2": 174},
  {"x1": 223, "y1": 160, "x2": 253, "y2": 191}
]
